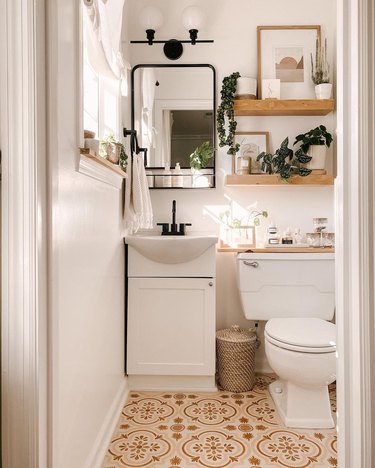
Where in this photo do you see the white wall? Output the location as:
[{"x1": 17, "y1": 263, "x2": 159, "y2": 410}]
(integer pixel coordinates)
[
  {"x1": 127, "y1": 0, "x2": 336, "y2": 370},
  {"x1": 47, "y1": 2, "x2": 130, "y2": 467}
]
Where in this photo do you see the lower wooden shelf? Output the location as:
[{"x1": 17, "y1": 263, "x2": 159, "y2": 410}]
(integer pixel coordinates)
[{"x1": 225, "y1": 174, "x2": 334, "y2": 186}]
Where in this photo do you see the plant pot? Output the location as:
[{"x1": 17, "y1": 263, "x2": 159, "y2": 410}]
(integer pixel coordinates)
[
  {"x1": 191, "y1": 168, "x2": 210, "y2": 188},
  {"x1": 305, "y1": 145, "x2": 327, "y2": 170},
  {"x1": 314, "y1": 83, "x2": 332, "y2": 99},
  {"x1": 105, "y1": 143, "x2": 121, "y2": 164},
  {"x1": 235, "y1": 77, "x2": 257, "y2": 100}
]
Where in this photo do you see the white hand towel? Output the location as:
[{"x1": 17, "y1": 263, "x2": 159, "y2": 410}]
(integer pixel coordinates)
[{"x1": 123, "y1": 154, "x2": 153, "y2": 234}]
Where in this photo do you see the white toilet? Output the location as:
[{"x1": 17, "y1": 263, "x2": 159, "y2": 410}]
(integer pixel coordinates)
[{"x1": 237, "y1": 252, "x2": 336, "y2": 429}]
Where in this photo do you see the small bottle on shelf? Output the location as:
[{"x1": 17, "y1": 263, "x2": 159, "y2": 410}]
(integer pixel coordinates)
[
  {"x1": 293, "y1": 228, "x2": 304, "y2": 245},
  {"x1": 282, "y1": 227, "x2": 293, "y2": 244},
  {"x1": 172, "y1": 162, "x2": 183, "y2": 188},
  {"x1": 267, "y1": 222, "x2": 279, "y2": 245},
  {"x1": 162, "y1": 163, "x2": 172, "y2": 188}
]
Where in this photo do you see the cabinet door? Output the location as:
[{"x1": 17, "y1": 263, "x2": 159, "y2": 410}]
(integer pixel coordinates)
[{"x1": 127, "y1": 277, "x2": 215, "y2": 375}]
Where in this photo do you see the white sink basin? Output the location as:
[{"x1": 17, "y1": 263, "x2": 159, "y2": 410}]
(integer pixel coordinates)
[{"x1": 125, "y1": 235, "x2": 218, "y2": 264}]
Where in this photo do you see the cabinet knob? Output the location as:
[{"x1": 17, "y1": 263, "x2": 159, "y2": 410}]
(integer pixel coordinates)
[{"x1": 209, "y1": 281, "x2": 213, "y2": 287}]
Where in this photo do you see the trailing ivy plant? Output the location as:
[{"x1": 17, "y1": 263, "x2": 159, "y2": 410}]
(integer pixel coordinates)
[
  {"x1": 257, "y1": 137, "x2": 312, "y2": 182},
  {"x1": 190, "y1": 141, "x2": 214, "y2": 170},
  {"x1": 217, "y1": 72, "x2": 241, "y2": 155}
]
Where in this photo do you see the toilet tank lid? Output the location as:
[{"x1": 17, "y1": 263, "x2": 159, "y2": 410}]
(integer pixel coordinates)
[{"x1": 265, "y1": 318, "x2": 336, "y2": 348}]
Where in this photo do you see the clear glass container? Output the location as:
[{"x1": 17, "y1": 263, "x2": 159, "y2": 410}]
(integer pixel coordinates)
[{"x1": 312, "y1": 218, "x2": 328, "y2": 247}]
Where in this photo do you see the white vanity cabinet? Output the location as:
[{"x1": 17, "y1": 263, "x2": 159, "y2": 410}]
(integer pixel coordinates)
[
  {"x1": 127, "y1": 277, "x2": 215, "y2": 375},
  {"x1": 125, "y1": 235, "x2": 217, "y2": 390}
]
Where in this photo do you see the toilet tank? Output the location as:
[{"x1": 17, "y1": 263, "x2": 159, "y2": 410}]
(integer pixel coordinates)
[{"x1": 237, "y1": 253, "x2": 335, "y2": 320}]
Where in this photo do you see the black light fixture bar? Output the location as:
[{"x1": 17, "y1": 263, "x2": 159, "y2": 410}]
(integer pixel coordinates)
[{"x1": 130, "y1": 39, "x2": 214, "y2": 44}]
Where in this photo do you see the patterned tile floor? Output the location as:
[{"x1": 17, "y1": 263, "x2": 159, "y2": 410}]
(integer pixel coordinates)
[{"x1": 102, "y1": 375, "x2": 337, "y2": 468}]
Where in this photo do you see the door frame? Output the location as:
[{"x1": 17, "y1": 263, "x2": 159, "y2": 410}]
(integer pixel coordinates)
[
  {"x1": 0, "y1": 0, "x2": 47, "y2": 467},
  {"x1": 336, "y1": 0, "x2": 375, "y2": 465}
]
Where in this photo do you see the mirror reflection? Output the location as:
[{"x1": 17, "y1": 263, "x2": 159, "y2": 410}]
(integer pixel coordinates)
[{"x1": 131, "y1": 64, "x2": 216, "y2": 188}]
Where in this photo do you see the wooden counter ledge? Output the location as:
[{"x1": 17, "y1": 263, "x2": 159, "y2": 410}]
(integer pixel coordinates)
[{"x1": 217, "y1": 246, "x2": 335, "y2": 253}]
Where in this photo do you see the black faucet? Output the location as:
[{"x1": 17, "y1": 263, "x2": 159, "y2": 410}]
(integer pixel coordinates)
[{"x1": 157, "y1": 200, "x2": 192, "y2": 236}]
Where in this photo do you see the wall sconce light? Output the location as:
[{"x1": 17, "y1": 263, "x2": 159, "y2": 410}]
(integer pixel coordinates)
[{"x1": 131, "y1": 5, "x2": 214, "y2": 60}]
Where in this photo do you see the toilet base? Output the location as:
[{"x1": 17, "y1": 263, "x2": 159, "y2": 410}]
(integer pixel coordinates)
[{"x1": 269, "y1": 379, "x2": 335, "y2": 429}]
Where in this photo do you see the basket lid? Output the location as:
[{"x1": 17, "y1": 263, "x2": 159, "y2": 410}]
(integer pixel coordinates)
[{"x1": 216, "y1": 325, "x2": 256, "y2": 343}]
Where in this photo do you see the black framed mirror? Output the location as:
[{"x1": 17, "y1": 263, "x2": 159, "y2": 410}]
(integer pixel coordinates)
[{"x1": 131, "y1": 64, "x2": 216, "y2": 188}]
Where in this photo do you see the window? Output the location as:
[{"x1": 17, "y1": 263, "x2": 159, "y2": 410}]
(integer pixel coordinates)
[{"x1": 82, "y1": 22, "x2": 121, "y2": 140}]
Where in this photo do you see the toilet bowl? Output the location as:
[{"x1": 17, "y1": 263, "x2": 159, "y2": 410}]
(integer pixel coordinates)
[
  {"x1": 265, "y1": 317, "x2": 336, "y2": 428},
  {"x1": 236, "y1": 252, "x2": 336, "y2": 429}
]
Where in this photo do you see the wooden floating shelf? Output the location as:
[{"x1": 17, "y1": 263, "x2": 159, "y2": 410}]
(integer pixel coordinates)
[
  {"x1": 226, "y1": 174, "x2": 334, "y2": 186},
  {"x1": 234, "y1": 99, "x2": 335, "y2": 116}
]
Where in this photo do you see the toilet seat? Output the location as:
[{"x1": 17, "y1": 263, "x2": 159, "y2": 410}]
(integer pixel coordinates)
[{"x1": 265, "y1": 318, "x2": 336, "y2": 354}]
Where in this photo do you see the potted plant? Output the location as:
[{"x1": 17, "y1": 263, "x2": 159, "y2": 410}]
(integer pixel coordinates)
[
  {"x1": 99, "y1": 134, "x2": 127, "y2": 168},
  {"x1": 217, "y1": 72, "x2": 241, "y2": 155},
  {"x1": 189, "y1": 141, "x2": 214, "y2": 187},
  {"x1": 219, "y1": 209, "x2": 268, "y2": 247},
  {"x1": 311, "y1": 37, "x2": 332, "y2": 99},
  {"x1": 257, "y1": 137, "x2": 312, "y2": 182},
  {"x1": 294, "y1": 125, "x2": 333, "y2": 171}
]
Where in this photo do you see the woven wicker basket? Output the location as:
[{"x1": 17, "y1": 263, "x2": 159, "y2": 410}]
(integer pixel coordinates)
[{"x1": 216, "y1": 325, "x2": 257, "y2": 392}]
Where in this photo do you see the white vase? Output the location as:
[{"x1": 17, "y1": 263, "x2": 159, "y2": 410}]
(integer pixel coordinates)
[
  {"x1": 192, "y1": 168, "x2": 209, "y2": 188},
  {"x1": 314, "y1": 83, "x2": 332, "y2": 99},
  {"x1": 305, "y1": 145, "x2": 327, "y2": 170},
  {"x1": 235, "y1": 77, "x2": 257, "y2": 99}
]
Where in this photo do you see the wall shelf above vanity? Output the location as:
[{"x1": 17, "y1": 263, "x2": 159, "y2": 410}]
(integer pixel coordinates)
[
  {"x1": 234, "y1": 99, "x2": 335, "y2": 116},
  {"x1": 226, "y1": 174, "x2": 334, "y2": 186}
]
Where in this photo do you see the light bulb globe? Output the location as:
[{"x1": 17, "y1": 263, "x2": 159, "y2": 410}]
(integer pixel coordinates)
[
  {"x1": 139, "y1": 6, "x2": 163, "y2": 31},
  {"x1": 182, "y1": 5, "x2": 205, "y2": 31}
]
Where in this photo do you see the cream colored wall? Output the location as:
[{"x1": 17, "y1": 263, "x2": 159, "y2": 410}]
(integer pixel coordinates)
[
  {"x1": 127, "y1": 0, "x2": 337, "y2": 371},
  {"x1": 47, "y1": 2, "x2": 131, "y2": 467}
]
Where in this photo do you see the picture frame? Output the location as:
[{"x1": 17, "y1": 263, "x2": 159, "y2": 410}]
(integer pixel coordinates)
[
  {"x1": 257, "y1": 25, "x2": 321, "y2": 100},
  {"x1": 262, "y1": 79, "x2": 281, "y2": 100},
  {"x1": 233, "y1": 131, "x2": 270, "y2": 175}
]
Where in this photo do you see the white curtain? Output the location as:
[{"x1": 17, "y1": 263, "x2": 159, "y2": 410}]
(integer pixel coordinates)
[
  {"x1": 141, "y1": 68, "x2": 156, "y2": 148},
  {"x1": 162, "y1": 110, "x2": 173, "y2": 166},
  {"x1": 83, "y1": 0, "x2": 130, "y2": 91}
]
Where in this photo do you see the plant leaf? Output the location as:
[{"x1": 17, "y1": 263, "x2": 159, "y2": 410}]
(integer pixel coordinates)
[{"x1": 299, "y1": 167, "x2": 313, "y2": 177}]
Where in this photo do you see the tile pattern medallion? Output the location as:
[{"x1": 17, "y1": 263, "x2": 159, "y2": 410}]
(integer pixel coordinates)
[{"x1": 102, "y1": 376, "x2": 337, "y2": 468}]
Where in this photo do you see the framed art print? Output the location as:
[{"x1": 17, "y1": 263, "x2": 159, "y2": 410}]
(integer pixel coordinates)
[{"x1": 257, "y1": 25, "x2": 321, "y2": 99}]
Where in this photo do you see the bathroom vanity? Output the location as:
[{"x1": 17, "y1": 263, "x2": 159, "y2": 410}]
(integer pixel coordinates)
[{"x1": 125, "y1": 234, "x2": 217, "y2": 390}]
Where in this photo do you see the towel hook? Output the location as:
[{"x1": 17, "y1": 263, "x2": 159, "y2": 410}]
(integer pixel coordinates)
[{"x1": 123, "y1": 128, "x2": 148, "y2": 167}]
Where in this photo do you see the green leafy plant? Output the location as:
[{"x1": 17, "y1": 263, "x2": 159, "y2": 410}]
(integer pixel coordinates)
[
  {"x1": 257, "y1": 137, "x2": 312, "y2": 182},
  {"x1": 217, "y1": 72, "x2": 241, "y2": 155},
  {"x1": 219, "y1": 209, "x2": 268, "y2": 228},
  {"x1": 294, "y1": 125, "x2": 333, "y2": 153},
  {"x1": 99, "y1": 134, "x2": 128, "y2": 170},
  {"x1": 311, "y1": 37, "x2": 330, "y2": 85},
  {"x1": 189, "y1": 141, "x2": 214, "y2": 170}
]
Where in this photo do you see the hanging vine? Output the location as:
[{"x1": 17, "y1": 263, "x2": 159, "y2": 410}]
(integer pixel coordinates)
[{"x1": 217, "y1": 72, "x2": 241, "y2": 155}]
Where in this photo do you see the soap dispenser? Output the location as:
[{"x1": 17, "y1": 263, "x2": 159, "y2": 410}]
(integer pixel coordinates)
[
  {"x1": 162, "y1": 163, "x2": 172, "y2": 188},
  {"x1": 172, "y1": 162, "x2": 183, "y2": 188}
]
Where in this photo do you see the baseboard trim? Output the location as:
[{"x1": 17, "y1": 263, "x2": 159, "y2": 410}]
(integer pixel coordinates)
[
  {"x1": 128, "y1": 375, "x2": 217, "y2": 392},
  {"x1": 84, "y1": 378, "x2": 129, "y2": 468}
]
